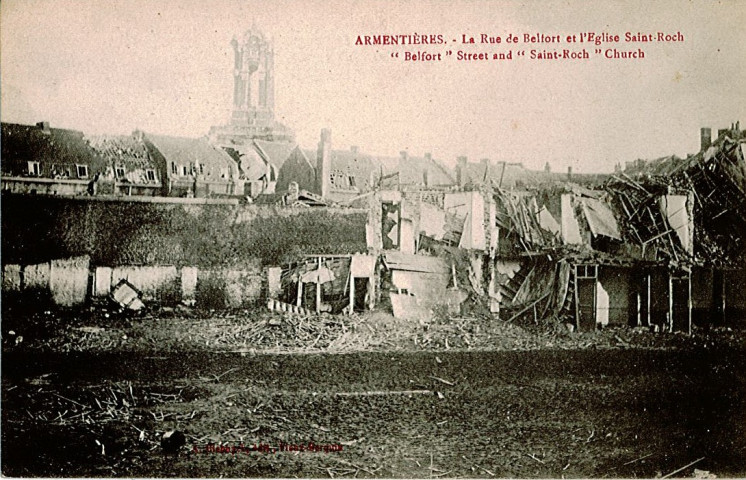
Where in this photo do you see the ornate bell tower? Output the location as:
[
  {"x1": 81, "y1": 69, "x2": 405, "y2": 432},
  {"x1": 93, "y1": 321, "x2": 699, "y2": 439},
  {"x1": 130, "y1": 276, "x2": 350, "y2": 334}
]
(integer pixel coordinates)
[
  {"x1": 209, "y1": 26, "x2": 294, "y2": 145},
  {"x1": 230, "y1": 28, "x2": 275, "y2": 126}
]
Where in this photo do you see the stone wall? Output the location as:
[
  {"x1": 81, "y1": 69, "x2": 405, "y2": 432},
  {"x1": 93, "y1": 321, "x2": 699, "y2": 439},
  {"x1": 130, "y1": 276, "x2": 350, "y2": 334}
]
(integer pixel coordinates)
[{"x1": 3, "y1": 260, "x2": 265, "y2": 309}]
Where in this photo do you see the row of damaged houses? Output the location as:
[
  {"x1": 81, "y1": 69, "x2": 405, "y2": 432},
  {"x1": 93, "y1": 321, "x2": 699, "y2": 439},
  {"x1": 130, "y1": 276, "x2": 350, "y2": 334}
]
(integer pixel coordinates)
[
  {"x1": 268, "y1": 124, "x2": 746, "y2": 332},
  {"x1": 2, "y1": 120, "x2": 591, "y2": 204},
  {"x1": 1, "y1": 121, "x2": 457, "y2": 202},
  {"x1": 1, "y1": 122, "x2": 239, "y2": 198}
]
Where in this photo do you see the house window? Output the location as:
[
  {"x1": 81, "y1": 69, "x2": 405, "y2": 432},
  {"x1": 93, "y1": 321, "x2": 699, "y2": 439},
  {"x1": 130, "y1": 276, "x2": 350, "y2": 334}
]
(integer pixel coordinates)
[
  {"x1": 575, "y1": 264, "x2": 598, "y2": 279},
  {"x1": 181, "y1": 165, "x2": 188, "y2": 176},
  {"x1": 199, "y1": 164, "x2": 205, "y2": 175},
  {"x1": 146, "y1": 169, "x2": 156, "y2": 181},
  {"x1": 171, "y1": 162, "x2": 178, "y2": 175},
  {"x1": 27, "y1": 161, "x2": 40, "y2": 176},
  {"x1": 76, "y1": 164, "x2": 89, "y2": 178},
  {"x1": 115, "y1": 167, "x2": 126, "y2": 178},
  {"x1": 52, "y1": 164, "x2": 70, "y2": 178}
]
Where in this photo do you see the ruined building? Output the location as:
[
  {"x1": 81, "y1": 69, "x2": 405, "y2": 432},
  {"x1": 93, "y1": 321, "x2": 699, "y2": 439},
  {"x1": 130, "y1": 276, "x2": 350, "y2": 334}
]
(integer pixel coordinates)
[{"x1": 208, "y1": 26, "x2": 295, "y2": 147}]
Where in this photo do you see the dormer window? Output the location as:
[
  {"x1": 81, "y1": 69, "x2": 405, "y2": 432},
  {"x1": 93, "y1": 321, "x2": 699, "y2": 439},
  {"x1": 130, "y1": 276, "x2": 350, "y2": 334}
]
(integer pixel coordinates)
[
  {"x1": 115, "y1": 167, "x2": 126, "y2": 178},
  {"x1": 27, "y1": 161, "x2": 40, "y2": 176},
  {"x1": 76, "y1": 164, "x2": 89, "y2": 179},
  {"x1": 52, "y1": 164, "x2": 70, "y2": 178}
]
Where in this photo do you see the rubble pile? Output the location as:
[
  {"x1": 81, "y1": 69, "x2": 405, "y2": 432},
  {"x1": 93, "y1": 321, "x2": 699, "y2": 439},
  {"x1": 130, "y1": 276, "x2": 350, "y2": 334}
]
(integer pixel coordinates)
[
  {"x1": 9, "y1": 308, "x2": 744, "y2": 354},
  {"x1": 619, "y1": 133, "x2": 746, "y2": 265}
]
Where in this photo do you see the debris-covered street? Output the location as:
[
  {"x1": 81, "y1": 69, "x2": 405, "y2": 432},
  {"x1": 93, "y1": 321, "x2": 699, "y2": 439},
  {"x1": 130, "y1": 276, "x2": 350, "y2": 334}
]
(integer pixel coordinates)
[
  {"x1": 3, "y1": 342, "x2": 744, "y2": 478},
  {"x1": 3, "y1": 307, "x2": 746, "y2": 477}
]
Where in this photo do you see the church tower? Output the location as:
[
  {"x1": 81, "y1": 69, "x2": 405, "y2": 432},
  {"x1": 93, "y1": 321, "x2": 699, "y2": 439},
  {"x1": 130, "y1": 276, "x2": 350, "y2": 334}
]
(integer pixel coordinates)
[
  {"x1": 230, "y1": 28, "x2": 275, "y2": 127},
  {"x1": 209, "y1": 26, "x2": 294, "y2": 145}
]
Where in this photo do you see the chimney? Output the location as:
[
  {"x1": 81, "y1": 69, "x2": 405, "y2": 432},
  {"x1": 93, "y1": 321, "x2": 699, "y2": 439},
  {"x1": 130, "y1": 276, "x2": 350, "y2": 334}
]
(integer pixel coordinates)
[
  {"x1": 132, "y1": 129, "x2": 145, "y2": 142},
  {"x1": 544, "y1": 162, "x2": 551, "y2": 172},
  {"x1": 287, "y1": 181, "x2": 300, "y2": 203},
  {"x1": 717, "y1": 128, "x2": 728, "y2": 139},
  {"x1": 456, "y1": 156, "x2": 467, "y2": 186},
  {"x1": 350, "y1": 145, "x2": 359, "y2": 154},
  {"x1": 567, "y1": 166, "x2": 573, "y2": 180},
  {"x1": 36, "y1": 121, "x2": 51, "y2": 134},
  {"x1": 424, "y1": 152, "x2": 432, "y2": 161},
  {"x1": 400, "y1": 150, "x2": 408, "y2": 161},
  {"x1": 316, "y1": 128, "x2": 331, "y2": 198},
  {"x1": 700, "y1": 127, "x2": 712, "y2": 152}
]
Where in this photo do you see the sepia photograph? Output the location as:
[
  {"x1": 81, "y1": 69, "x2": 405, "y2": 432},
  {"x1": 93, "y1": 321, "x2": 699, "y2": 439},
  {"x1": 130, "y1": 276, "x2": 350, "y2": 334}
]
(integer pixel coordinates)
[{"x1": 1, "y1": 0, "x2": 745, "y2": 477}]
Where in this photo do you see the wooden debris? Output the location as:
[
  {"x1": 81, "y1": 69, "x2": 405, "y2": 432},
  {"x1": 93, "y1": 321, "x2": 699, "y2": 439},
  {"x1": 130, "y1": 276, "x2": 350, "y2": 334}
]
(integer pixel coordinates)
[
  {"x1": 623, "y1": 453, "x2": 652, "y2": 465},
  {"x1": 429, "y1": 375, "x2": 456, "y2": 386},
  {"x1": 662, "y1": 457, "x2": 705, "y2": 479},
  {"x1": 479, "y1": 466, "x2": 496, "y2": 476}
]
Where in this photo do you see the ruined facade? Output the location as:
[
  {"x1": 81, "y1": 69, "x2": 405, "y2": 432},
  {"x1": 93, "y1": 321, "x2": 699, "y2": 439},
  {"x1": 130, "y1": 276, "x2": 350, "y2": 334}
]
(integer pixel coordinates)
[{"x1": 208, "y1": 26, "x2": 295, "y2": 146}]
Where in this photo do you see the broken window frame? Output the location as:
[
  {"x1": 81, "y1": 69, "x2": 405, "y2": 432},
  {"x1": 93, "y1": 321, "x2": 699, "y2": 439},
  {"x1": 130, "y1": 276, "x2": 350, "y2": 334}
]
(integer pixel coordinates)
[
  {"x1": 51, "y1": 164, "x2": 70, "y2": 178},
  {"x1": 382, "y1": 201, "x2": 402, "y2": 250}
]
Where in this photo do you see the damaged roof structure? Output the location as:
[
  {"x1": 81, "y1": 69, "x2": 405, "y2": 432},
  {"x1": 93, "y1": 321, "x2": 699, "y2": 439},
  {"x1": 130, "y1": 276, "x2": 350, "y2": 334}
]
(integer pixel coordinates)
[
  {"x1": 86, "y1": 132, "x2": 166, "y2": 196},
  {"x1": 269, "y1": 124, "x2": 745, "y2": 335},
  {"x1": 1, "y1": 122, "x2": 110, "y2": 195},
  {"x1": 483, "y1": 126, "x2": 745, "y2": 333}
]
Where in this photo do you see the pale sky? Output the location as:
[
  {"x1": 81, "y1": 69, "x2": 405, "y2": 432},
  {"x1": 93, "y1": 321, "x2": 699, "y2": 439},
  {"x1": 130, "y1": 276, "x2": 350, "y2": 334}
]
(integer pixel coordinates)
[{"x1": 2, "y1": 0, "x2": 745, "y2": 172}]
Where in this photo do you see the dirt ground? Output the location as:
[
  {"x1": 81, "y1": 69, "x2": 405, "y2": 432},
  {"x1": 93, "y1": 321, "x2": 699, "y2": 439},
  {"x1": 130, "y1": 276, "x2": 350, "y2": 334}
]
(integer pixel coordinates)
[{"x1": 2, "y1": 307, "x2": 745, "y2": 478}]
